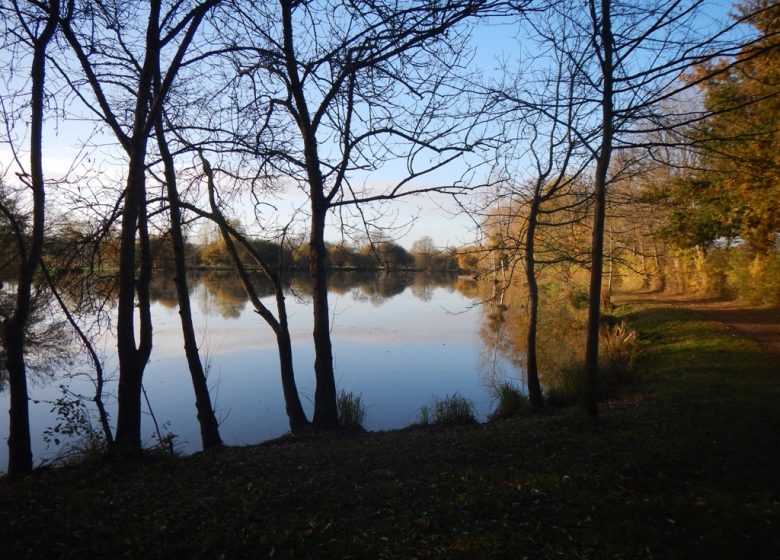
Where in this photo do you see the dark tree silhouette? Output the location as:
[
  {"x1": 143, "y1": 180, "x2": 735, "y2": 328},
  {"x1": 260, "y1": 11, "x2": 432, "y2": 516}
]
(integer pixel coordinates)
[
  {"x1": 1, "y1": 0, "x2": 60, "y2": 476},
  {"x1": 215, "y1": 0, "x2": 512, "y2": 428},
  {"x1": 59, "y1": 0, "x2": 220, "y2": 453}
]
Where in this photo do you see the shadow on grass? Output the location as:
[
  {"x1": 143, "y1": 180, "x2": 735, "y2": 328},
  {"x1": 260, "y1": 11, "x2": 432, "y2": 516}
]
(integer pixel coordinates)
[{"x1": 1, "y1": 297, "x2": 778, "y2": 559}]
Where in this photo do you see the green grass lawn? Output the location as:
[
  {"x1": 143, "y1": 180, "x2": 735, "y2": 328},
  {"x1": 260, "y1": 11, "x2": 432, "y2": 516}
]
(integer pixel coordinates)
[{"x1": 1, "y1": 299, "x2": 778, "y2": 559}]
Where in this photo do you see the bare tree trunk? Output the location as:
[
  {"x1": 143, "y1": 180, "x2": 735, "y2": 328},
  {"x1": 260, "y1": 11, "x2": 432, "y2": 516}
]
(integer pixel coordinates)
[
  {"x1": 583, "y1": 0, "x2": 614, "y2": 420},
  {"x1": 524, "y1": 203, "x2": 544, "y2": 408},
  {"x1": 280, "y1": 0, "x2": 338, "y2": 429},
  {"x1": 201, "y1": 156, "x2": 309, "y2": 431},
  {"x1": 603, "y1": 254, "x2": 613, "y2": 309},
  {"x1": 155, "y1": 119, "x2": 223, "y2": 450},
  {"x1": 638, "y1": 238, "x2": 650, "y2": 289},
  {"x1": 309, "y1": 204, "x2": 339, "y2": 429},
  {"x1": 5, "y1": 0, "x2": 59, "y2": 477},
  {"x1": 114, "y1": 147, "x2": 153, "y2": 453},
  {"x1": 274, "y1": 284, "x2": 310, "y2": 431},
  {"x1": 653, "y1": 242, "x2": 665, "y2": 291},
  {"x1": 113, "y1": 0, "x2": 160, "y2": 451},
  {"x1": 59, "y1": 0, "x2": 217, "y2": 455}
]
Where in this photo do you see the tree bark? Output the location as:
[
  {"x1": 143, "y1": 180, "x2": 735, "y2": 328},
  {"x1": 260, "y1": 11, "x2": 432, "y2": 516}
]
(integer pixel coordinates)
[
  {"x1": 5, "y1": 0, "x2": 59, "y2": 477},
  {"x1": 113, "y1": 146, "x2": 152, "y2": 453},
  {"x1": 309, "y1": 204, "x2": 339, "y2": 429},
  {"x1": 653, "y1": 242, "x2": 665, "y2": 291},
  {"x1": 280, "y1": 0, "x2": 339, "y2": 429},
  {"x1": 113, "y1": 1, "x2": 160, "y2": 453},
  {"x1": 524, "y1": 203, "x2": 544, "y2": 408},
  {"x1": 274, "y1": 283, "x2": 310, "y2": 431},
  {"x1": 58, "y1": 0, "x2": 218, "y2": 454},
  {"x1": 201, "y1": 156, "x2": 309, "y2": 431},
  {"x1": 155, "y1": 119, "x2": 223, "y2": 450},
  {"x1": 583, "y1": 0, "x2": 614, "y2": 420}
]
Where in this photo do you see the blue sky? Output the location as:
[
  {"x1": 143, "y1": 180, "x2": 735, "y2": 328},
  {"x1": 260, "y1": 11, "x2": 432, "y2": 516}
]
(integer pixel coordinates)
[{"x1": 1, "y1": 0, "x2": 741, "y2": 251}]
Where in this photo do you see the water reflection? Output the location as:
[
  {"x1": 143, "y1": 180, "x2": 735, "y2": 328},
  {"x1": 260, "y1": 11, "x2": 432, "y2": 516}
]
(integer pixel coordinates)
[
  {"x1": 475, "y1": 280, "x2": 587, "y2": 393},
  {"x1": 1, "y1": 269, "x2": 586, "y2": 470},
  {"x1": 199, "y1": 273, "x2": 249, "y2": 318},
  {"x1": 0, "y1": 282, "x2": 74, "y2": 392},
  {"x1": 142, "y1": 269, "x2": 463, "y2": 312}
]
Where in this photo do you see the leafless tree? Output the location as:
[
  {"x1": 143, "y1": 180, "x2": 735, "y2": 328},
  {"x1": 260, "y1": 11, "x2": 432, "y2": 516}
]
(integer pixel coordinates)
[
  {"x1": 210, "y1": 0, "x2": 516, "y2": 428},
  {"x1": 154, "y1": 113, "x2": 223, "y2": 450},
  {"x1": 58, "y1": 0, "x2": 220, "y2": 453},
  {"x1": 488, "y1": 42, "x2": 594, "y2": 407},
  {"x1": 195, "y1": 154, "x2": 311, "y2": 431},
  {"x1": 0, "y1": 0, "x2": 60, "y2": 476}
]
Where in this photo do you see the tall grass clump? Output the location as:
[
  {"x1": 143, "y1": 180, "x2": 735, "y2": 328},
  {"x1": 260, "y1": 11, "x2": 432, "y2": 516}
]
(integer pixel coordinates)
[
  {"x1": 488, "y1": 381, "x2": 528, "y2": 420},
  {"x1": 418, "y1": 393, "x2": 476, "y2": 426},
  {"x1": 544, "y1": 321, "x2": 641, "y2": 405},
  {"x1": 599, "y1": 320, "x2": 641, "y2": 384},
  {"x1": 337, "y1": 390, "x2": 367, "y2": 430}
]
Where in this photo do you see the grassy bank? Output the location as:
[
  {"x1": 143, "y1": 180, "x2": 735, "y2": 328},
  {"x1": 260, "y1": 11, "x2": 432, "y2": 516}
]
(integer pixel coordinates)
[{"x1": 1, "y1": 299, "x2": 778, "y2": 559}]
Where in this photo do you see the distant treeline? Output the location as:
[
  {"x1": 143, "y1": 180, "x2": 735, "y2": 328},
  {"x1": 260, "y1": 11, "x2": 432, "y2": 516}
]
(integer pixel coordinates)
[{"x1": 146, "y1": 235, "x2": 463, "y2": 272}]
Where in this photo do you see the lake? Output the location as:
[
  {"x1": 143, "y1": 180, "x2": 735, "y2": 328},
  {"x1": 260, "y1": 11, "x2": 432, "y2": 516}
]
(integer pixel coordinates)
[{"x1": 0, "y1": 271, "x2": 527, "y2": 470}]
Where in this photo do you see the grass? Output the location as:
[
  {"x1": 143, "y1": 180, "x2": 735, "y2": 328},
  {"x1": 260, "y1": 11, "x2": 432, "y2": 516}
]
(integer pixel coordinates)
[
  {"x1": 1, "y1": 297, "x2": 778, "y2": 558},
  {"x1": 599, "y1": 319, "x2": 640, "y2": 377},
  {"x1": 336, "y1": 390, "x2": 367, "y2": 430},
  {"x1": 544, "y1": 319, "x2": 642, "y2": 405},
  {"x1": 418, "y1": 392, "x2": 477, "y2": 426},
  {"x1": 488, "y1": 381, "x2": 528, "y2": 419}
]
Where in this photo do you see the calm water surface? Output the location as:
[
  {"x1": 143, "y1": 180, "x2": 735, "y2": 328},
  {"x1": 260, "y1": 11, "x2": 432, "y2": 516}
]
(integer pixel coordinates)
[{"x1": 0, "y1": 272, "x2": 522, "y2": 469}]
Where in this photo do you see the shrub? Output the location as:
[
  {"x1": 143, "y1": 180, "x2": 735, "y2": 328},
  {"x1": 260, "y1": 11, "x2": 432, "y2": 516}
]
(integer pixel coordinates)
[
  {"x1": 418, "y1": 393, "x2": 476, "y2": 426},
  {"x1": 41, "y1": 389, "x2": 107, "y2": 466},
  {"x1": 337, "y1": 390, "x2": 367, "y2": 430},
  {"x1": 149, "y1": 421, "x2": 182, "y2": 456},
  {"x1": 567, "y1": 289, "x2": 590, "y2": 310},
  {"x1": 667, "y1": 247, "x2": 780, "y2": 304},
  {"x1": 489, "y1": 382, "x2": 528, "y2": 420},
  {"x1": 728, "y1": 251, "x2": 780, "y2": 305}
]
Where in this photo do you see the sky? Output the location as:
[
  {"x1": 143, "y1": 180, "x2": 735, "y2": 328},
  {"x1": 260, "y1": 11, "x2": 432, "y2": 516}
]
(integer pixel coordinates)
[{"x1": 0, "y1": 0, "x2": 740, "y2": 251}]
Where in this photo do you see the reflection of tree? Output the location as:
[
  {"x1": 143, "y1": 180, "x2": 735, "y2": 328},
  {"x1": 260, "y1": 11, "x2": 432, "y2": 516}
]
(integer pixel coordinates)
[
  {"x1": 289, "y1": 274, "x2": 313, "y2": 299},
  {"x1": 329, "y1": 271, "x2": 372, "y2": 295},
  {"x1": 188, "y1": 270, "x2": 470, "y2": 312},
  {"x1": 0, "y1": 283, "x2": 72, "y2": 392},
  {"x1": 200, "y1": 273, "x2": 248, "y2": 319},
  {"x1": 409, "y1": 271, "x2": 458, "y2": 302},
  {"x1": 148, "y1": 272, "x2": 215, "y2": 310},
  {"x1": 410, "y1": 281, "x2": 433, "y2": 302},
  {"x1": 148, "y1": 275, "x2": 179, "y2": 309},
  {"x1": 376, "y1": 272, "x2": 411, "y2": 300},
  {"x1": 452, "y1": 277, "x2": 481, "y2": 299},
  {"x1": 477, "y1": 279, "x2": 587, "y2": 393},
  {"x1": 357, "y1": 272, "x2": 412, "y2": 306}
]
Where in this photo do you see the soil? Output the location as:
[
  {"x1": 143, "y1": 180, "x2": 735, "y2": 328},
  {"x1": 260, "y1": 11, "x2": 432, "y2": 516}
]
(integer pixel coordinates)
[{"x1": 616, "y1": 292, "x2": 780, "y2": 357}]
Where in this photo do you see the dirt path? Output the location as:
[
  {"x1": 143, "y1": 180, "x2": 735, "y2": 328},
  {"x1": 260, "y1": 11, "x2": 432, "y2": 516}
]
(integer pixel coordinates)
[{"x1": 616, "y1": 293, "x2": 780, "y2": 357}]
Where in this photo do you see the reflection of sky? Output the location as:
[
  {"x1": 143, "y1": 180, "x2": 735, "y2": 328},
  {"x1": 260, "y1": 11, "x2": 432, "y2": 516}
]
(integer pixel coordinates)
[{"x1": 0, "y1": 275, "x2": 515, "y2": 471}]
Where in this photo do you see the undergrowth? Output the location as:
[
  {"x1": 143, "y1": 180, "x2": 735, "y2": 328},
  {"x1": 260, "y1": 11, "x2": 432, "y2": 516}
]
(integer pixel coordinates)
[
  {"x1": 488, "y1": 381, "x2": 528, "y2": 419},
  {"x1": 418, "y1": 392, "x2": 476, "y2": 426}
]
